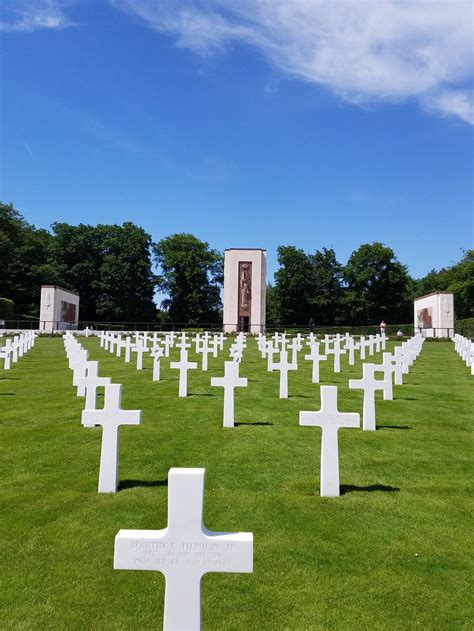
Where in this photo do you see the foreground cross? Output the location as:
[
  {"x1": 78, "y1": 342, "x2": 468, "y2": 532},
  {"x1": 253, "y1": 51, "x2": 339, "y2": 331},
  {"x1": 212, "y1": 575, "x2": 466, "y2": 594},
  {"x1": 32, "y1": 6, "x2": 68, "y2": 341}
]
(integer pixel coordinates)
[
  {"x1": 114, "y1": 468, "x2": 253, "y2": 631},
  {"x1": 299, "y1": 386, "x2": 360, "y2": 496},
  {"x1": 211, "y1": 361, "x2": 248, "y2": 427},
  {"x1": 82, "y1": 384, "x2": 141, "y2": 492}
]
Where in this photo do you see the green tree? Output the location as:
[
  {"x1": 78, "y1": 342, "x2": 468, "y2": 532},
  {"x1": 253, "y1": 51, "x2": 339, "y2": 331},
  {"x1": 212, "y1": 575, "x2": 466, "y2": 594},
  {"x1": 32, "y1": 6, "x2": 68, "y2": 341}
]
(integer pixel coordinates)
[
  {"x1": 265, "y1": 283, "x2": 281, "y2": 327},
  {"x1": 343, "y1": 243, "x2": 412, "y2": 325},
  {"x1": 96, "y1": 223, "x2": 157, "y2": 321},
  {"x1": 0, "y1": 202, "x2": 56, "y2": 317},
  {"x1": 274, "y1": 246, "x2": 314, "y2": 325},
  {"x1": 153, "y1": 234, "x2": 223, "y2": 323},
  {"x1": 50, "y1": 222, "x2": 108, "y2": 321},
  {"x1": 309, "y1": 247, "x2": 344, "y2": 325},
  {"x1": 50, "y1": 222, "x2": 157, "y2": 322}
]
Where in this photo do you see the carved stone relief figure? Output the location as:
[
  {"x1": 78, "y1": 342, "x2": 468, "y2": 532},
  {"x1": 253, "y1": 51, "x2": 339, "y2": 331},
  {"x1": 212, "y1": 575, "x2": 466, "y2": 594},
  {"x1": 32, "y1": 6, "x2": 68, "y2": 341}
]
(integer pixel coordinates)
[{"x1": 240, "y1": 263, "x2": 251, "y2": 310}]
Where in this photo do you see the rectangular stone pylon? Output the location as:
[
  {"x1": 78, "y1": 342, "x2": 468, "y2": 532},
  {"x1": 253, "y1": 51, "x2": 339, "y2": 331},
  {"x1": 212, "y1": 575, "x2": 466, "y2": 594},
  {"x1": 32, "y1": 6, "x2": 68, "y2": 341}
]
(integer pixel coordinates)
[{"x1": 223, "y1": 249, "x2": 266, "y2": 334}]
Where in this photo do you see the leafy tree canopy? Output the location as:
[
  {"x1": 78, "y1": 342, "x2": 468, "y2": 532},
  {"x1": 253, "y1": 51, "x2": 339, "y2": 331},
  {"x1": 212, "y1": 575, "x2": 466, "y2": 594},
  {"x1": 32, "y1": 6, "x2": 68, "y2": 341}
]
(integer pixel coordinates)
[
  {"x1": 153, "y1": 233, "x2": 223, "y2": 324},
  {"x1": 343, "y1": 242, "x2": 413, "y2": 325}
]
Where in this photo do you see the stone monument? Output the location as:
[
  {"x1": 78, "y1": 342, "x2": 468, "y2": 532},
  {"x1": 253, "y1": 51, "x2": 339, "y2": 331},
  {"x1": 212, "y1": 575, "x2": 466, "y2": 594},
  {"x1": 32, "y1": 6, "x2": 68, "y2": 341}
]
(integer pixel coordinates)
[
  {"x1": 39, "y1": 285, "x2": 79, "y2": 333},
  {"x1": 414, "y1": 292, "x2": 454, "y2": 338},
  {"x1": 223, "y1": 249, "x2": 266, "y2": 334}
]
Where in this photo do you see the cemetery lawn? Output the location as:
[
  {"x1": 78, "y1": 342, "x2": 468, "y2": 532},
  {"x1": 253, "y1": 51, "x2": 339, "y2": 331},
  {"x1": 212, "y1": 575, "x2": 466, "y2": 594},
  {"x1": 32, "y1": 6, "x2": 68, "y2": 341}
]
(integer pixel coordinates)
[{"x1": 1, "y1": 338, "x2": 472, "y2": 631}]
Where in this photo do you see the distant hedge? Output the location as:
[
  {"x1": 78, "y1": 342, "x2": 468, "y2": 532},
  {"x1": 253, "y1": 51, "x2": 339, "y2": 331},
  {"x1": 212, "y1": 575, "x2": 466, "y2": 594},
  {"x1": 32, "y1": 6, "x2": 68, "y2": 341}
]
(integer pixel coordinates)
[
  {"x1": 455, "y1": 318, "x2": 474, "y2": 338},
  {"x1": 0, "y1": 298, "x2": 14, "y2": 320}
]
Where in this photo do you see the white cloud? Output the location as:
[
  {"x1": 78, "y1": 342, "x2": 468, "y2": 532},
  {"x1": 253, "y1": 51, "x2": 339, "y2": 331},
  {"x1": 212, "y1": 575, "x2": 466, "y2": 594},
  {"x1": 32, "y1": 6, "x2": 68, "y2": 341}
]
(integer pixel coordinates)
[
  {"x1": 0, "y1": 0, "x2": 76, "y2": 33},
  {"x1": 111, "y1": 0, "x2": 474, "y2": 124}
]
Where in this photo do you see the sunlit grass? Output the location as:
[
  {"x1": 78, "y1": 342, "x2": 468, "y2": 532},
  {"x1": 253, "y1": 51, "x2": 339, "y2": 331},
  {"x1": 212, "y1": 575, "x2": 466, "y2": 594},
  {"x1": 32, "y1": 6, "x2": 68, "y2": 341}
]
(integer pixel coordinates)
[{"x1": 0, "y1": 336, "x2": 472, "y2": 630}]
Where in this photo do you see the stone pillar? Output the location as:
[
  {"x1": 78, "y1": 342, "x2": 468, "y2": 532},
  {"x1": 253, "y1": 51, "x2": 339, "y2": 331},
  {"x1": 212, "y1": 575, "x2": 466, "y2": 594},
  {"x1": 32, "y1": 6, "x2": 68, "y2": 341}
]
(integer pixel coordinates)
[
  {"x1": 39, "y1": 285, "x2": 80, "y2": 333},
  {"x1": 223, "y1": 249, "x2": 266, "y2": 334}
]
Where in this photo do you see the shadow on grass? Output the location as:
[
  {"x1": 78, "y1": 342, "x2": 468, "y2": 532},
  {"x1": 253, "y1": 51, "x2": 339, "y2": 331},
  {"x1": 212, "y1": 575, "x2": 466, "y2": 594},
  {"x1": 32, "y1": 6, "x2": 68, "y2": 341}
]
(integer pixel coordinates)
[
  {"x1": 378, "y1": 424, "x2": 413, "y2": 430},
  {"x1": 235, "y1": 422, "x2": 273, "y2": 427},
  {"x1": 341, "y1": 484, "x2": 400, "y2": 495},
  {"x1": 119, "y1": 479, "x2": 168, "y2": 491},
  {"x1": 0, "y1": 393, "x2": 15, "y2": 395},
  {"x1": 189, "y1": 393, "x2": 214, "y2": 397}
]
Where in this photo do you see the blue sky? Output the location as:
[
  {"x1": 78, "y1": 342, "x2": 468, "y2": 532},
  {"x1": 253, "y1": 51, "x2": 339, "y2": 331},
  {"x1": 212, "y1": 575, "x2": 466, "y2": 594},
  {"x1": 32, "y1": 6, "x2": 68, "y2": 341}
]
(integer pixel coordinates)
[{"x1": 1, "y1": 0, "x2": 473, "y2": 281}]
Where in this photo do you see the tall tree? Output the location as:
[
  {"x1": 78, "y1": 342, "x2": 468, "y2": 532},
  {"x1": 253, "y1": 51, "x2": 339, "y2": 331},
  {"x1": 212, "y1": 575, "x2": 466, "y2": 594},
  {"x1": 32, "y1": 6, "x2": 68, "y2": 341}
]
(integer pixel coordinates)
[
  {"x1": 274, "y1": 246, "x2": 314, "y2": 325},
  {"x1": 309, "y1": 247, "x2": 344, "y2": 325},
  {"x1": 0, "y1": 202, "x2": 56, "y2": 317},
  {"x1": 50, "y1": 222, "x2": 106, "y2": 321},
  {"x1": 96, "y1": 223, "x2": 157, "y2": 321},
  {"x1": 343, "y1": 242, "x2": 412, "y2": 324},
  {"x1": 153, "y1": 233, "x2": 223, "y2": 323},
  {"x1": 50, "y1": 222, "x2": 157, "y2": 321},
  {"x1": 265, "y1": 283, "x2": 281, "y2": 327}
]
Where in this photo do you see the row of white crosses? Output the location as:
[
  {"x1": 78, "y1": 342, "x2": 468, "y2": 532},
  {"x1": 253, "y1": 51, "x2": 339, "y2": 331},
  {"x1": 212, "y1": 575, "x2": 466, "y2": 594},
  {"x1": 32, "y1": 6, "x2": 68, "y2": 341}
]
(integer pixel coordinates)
[
  {"x1": 260, "y1": 332, "x2": 388, "y2": 399},
  {"x1": 64, "y1": 333, "x2": 141, "y2": 494},
  {"x1": 300, "y1": 335, "x2": 425, "y2": 497},
  {"x1": 0, "y1": 331, "x2": 37, "y2": 370},
  {"x1": 66, "y1": 333, "x2": 253, "y2": 630},
  {"x1": 98, "y1": 330, "x2": 228, "y2": 394},
  {"x1": 454, "y1": 333, "x2": 474, "y2": 375}
]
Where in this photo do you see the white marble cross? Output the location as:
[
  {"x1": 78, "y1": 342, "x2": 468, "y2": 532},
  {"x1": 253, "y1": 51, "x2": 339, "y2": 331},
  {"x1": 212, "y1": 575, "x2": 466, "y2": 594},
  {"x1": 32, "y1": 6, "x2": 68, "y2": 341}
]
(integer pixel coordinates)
[
  {"x1": 359, "y1": 336, "x2": 368, "y2": 360},
  {"x1": 115, "y1": 335, "x2": 123, "y2": 357},
  {"x1": 114, "y1": 468, "x2": 253, "y2": 631},
  {"x1": 133, "y1": 340, "x2": 148, "y2": 370},
  {"x1": 170, "y1": 349, "x2": 198, "y2": 397},
  {"x1": 197, "y1": 339, "x2": 212, "y2": 371},
  {"x1": 123, "y1": 336, "x2": 134, "y2": 363},
  {"x1": 345, "y1": 337, "x2": 357, "y2": 366},
  {"x1": 288, "y1": 337, "x2": 300, "y2": 367},
  {"x1": 0, "y1": 339, "x2": 12, "y2": 370},
  {"x1": 373, "y1": 352, "x2": 394, "y2": 400},
  {"x1": 151, "y1": 346, "x2": 164, "y2": 381},
  {"x1": 266, "y1": 344, "x2": 279, "y2": 371},
  {"x1": 392, "y1": 348, "x2": 404, "y2": 385},
  {"x1": 375, "y1": 334, "x2": 382, "y2": 353},
  {"x1": 75, "y1": 361, "x2": 111, "y2": 410},
  {"x1": 299, "y1": 385, "x2": 360, "y2": 497},
  {"x1": 368, "y1": 335, "x2": 376, "y2": 356},
  {"x1": 82, "y1": 384, "x2": 141, "y2": 493},
  {"x1": 327, "y1": 340, "x2": 346, "y2": 373},
  {"x1": 349, "y1": 363, "x2": 386, "y2": 431},
  {"x1": 272, "y1": 350, "x2": 297, "y2": 399},
  {"x1": 304, "y1": 343, "x2": 327, "y2": 383},
  {"x1": 176, "y1": 335, "x2": 191, "y2": 351},
  {"x1": 211, "y1": 361, "x2": 248, "y2": 427}
]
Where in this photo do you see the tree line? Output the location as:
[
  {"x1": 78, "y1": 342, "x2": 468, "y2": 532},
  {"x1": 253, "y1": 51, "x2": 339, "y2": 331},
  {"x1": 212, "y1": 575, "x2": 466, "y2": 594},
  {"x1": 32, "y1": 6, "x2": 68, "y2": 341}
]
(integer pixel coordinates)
[{"x1": 1, "y1": 202, "x2": 472, "y2": 325}]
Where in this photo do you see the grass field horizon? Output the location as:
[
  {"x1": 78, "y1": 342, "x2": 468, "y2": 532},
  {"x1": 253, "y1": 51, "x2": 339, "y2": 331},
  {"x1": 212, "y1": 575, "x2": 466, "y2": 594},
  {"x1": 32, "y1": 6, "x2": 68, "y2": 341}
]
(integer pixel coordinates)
[{"x1": 1, "y1": 336, "x2": 472, "y2": 630}]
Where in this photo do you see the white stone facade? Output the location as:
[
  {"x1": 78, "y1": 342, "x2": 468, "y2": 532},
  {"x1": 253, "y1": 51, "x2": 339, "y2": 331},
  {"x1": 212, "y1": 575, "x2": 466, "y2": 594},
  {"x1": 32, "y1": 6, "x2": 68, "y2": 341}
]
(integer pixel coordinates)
[
  {"x1": 39, "y1": 285, "x2": 80, "y2": 333},
  {"x1": 414, "y1": 292, "x2": 454, "y2": 338},
  {"x1": 223, "y1": 249, "x2": 266, "y2": 334}
]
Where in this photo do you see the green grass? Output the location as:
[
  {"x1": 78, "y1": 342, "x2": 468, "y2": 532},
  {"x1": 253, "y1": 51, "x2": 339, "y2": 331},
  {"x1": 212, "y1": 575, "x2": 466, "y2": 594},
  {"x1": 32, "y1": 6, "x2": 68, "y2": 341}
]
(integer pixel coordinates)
[{"x1": 0, "y1": 337, "x2": 472, "y2": 630}]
